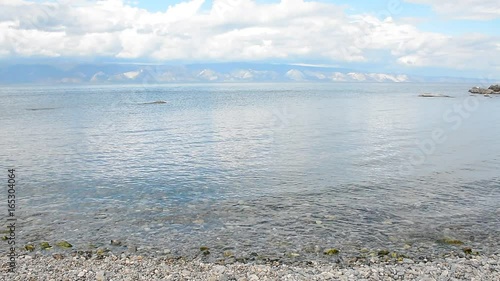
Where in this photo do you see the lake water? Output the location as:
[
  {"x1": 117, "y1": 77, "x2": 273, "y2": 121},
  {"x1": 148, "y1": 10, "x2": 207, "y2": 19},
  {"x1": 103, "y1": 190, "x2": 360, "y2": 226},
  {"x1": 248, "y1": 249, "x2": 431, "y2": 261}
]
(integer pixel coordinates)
[{"x1": 1, "y1": 83, "x2": 499, "y2": 262}]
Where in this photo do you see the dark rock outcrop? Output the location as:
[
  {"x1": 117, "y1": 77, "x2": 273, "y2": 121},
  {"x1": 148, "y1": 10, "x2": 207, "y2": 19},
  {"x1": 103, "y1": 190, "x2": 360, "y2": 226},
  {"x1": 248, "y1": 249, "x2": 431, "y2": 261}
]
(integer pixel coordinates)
[
  {"x1": 469, "y1": 85, "x2": 500, "y2": 95},
  {"x1": 489, "y1": 84, "x2": 500, "y2": 92}
]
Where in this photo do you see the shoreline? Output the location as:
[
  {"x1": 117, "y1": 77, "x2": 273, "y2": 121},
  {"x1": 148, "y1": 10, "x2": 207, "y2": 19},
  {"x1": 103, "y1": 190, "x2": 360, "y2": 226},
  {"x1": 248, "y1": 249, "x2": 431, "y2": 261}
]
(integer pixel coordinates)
[{"x1": 1, "y1": 252, "x2": 498, "y2": 280}]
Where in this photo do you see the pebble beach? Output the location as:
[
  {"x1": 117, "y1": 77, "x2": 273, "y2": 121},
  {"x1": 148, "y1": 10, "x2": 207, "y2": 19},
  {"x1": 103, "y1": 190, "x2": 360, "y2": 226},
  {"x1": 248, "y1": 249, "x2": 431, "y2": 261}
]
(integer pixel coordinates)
[{"x1": 1, "y1": 252, "x2": 498, "y2": 280}]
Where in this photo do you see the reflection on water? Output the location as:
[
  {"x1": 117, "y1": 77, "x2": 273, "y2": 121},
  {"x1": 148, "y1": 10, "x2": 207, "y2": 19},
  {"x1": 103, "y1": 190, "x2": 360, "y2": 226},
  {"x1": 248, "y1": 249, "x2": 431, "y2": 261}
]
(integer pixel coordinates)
[{"x1": 0, "y1": 83, "x2": 499, "y2": 260}]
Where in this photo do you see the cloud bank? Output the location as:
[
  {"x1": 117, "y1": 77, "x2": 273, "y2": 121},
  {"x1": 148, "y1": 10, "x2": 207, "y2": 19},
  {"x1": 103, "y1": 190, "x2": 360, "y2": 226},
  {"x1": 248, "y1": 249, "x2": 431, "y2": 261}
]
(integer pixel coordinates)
[
  {"x1": 0, "y1": 0, "x2": 499, "y2": 76},
  {"x1": 405, "y1": 0, "x2": 500, "y2": 20}
]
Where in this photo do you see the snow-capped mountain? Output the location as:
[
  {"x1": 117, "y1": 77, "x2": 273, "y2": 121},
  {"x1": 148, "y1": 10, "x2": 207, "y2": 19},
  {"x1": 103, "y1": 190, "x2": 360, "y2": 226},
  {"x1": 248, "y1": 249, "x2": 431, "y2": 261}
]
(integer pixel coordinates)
[{"x1": 0, "y1": 62, "x2": 491, "y2": 84}]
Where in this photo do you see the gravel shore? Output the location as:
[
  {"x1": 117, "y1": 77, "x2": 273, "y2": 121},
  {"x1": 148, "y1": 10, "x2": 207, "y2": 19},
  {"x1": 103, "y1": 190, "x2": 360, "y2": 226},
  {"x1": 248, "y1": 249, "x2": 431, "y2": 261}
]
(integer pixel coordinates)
[{"x1": 1, "y1": 253, "x2": 498, "y2": 280}]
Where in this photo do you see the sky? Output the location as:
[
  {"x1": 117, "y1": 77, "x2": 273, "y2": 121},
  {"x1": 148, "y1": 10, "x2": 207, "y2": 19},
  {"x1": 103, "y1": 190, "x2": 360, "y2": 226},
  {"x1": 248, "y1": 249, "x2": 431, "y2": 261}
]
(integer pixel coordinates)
[{"x1": 0, "y1": 0, "x2": 499, "y2": 78}]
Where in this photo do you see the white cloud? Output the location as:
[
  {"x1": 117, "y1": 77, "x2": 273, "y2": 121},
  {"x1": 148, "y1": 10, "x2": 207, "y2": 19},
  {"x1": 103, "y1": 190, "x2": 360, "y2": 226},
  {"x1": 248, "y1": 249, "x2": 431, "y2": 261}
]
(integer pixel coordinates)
[
  {"x1": 0, "y1": 0, "x2": 498, "y2": 76},
  {"x1": 405, "y1": 0, "x2": 500, "y2": 20}
]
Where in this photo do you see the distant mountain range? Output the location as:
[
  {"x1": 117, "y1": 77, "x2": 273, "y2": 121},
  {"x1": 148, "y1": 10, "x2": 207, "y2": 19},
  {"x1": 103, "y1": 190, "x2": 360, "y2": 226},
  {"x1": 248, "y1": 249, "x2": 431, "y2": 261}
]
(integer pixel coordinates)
[{"x1": 0, "y1": 62, "x2": 494, "y2": 84}]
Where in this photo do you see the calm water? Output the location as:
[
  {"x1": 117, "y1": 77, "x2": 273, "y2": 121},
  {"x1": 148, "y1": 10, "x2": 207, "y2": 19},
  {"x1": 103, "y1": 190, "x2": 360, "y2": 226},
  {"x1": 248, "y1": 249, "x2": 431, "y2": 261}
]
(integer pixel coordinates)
[{"x1": 1, "y1": 83, "x2": 499, "y2": 261}]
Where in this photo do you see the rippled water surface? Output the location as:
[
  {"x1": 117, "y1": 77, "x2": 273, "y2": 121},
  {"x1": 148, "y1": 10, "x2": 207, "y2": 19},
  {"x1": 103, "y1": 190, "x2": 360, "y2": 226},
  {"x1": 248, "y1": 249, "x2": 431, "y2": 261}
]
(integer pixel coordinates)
[{"x1": 1, "y1": 83, "x2": 499, "y2": 261}]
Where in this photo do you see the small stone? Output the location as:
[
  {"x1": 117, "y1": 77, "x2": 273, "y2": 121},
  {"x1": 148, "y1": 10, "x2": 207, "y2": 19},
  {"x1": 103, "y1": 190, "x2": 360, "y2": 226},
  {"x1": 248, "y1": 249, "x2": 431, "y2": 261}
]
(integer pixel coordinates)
[
  {"x1": 110, "y1": 240, "x2": 122, "y2": 246},
  {"x1": 96, "y1": 271, "x2": 106, "y2": 281},
  {"x1": 52, "y1": 253, "x2": 64, "y2": 260},
  {"x1": 77, "y1": 271, "x2": 86, "y2": 277},
  {"x1": 463, "y1": 247, "x2": 473, "y2": 254}
]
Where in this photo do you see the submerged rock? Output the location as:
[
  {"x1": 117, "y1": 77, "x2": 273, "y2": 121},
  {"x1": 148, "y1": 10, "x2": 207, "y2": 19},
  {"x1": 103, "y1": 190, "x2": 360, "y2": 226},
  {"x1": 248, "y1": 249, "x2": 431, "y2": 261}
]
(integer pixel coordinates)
[
  {"x1": 110, "y1": 240, "x2": 122, "y2": 246},
  {"x1": 40, "y1": 242, "x2": 52, "y2": 250},
  {"x1": 324, "y1": 248, "x2": 340, "y2": 255},
  {"x1": 377, "y1": 250, "x2": 390, "y2": 256},
  {"x1": 141, "y1": 101, "x2": 168, "y2": 105},
  {"x1": 418, "y1": 93, "x2": 453, "y2": 98},
  {"x1": 438, "y1": 238, "x2": 464, "y2": 245},
  {"x1": 463, "y1": 247, "x2": 473, "y2": 254},
  {"x1": 223, "y1": 251, "x2": 234, "y2": 258},
  {"x1": 56, "y1": 241, "x2": 73, "y2": 249}
]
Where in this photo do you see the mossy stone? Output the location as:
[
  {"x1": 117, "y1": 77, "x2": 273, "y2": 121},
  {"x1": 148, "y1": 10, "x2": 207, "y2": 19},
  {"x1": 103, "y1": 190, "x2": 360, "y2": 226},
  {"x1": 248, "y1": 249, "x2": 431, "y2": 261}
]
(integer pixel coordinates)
[
  {"x1": 96, "y1": 248, "x2": 110, "y2": 255},
  {"x1": 40, "y1": 242, "x2": 52, "y2": 250},
  {"x1": 377, "y1": 250, "x2": 390, "y2": 256},
  {"x1": 202, "y1": 250, "x2": 210, "y2": 256},
  {"x1": 223, "y1": 251, "x2": 234, "y2": 258},
  {"x1": 1, "y1": 236, "x2": 8, "y2": 241},
  {"x1": 439, "y1": 238, "x2": 464, "y2": 245},
  {"x1": 200, "y1": 246, "x2": 209, "y2": 251},
  {"x1": 56, "y1": 241, "x2": 73, "y2": 248},
  {"x1": 24, "y1": 244, "x2": 35, "y2": 251},
  {"x1": 324, "y1": 248, "x2": 339, "y2": 255}
]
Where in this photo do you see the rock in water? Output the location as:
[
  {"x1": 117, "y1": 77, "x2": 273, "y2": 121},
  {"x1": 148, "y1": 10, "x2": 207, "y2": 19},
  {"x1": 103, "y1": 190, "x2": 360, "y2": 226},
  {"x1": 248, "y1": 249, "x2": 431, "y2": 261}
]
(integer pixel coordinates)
[
  {"x1": 418, "y1": 93, "x2": 452, "y2": 98},
  {"x1": 489, "y1": 84, "x2": 500, "y2": 92},
  {"x1": 142, "y1": 101, "x2": 168, "y2": 105},
  {"x1": 56, "y1": 241, "x2": 73, "y2": 248},
  {"x1": 469, "y1": 87, "x2": 494, "y2": 95}
]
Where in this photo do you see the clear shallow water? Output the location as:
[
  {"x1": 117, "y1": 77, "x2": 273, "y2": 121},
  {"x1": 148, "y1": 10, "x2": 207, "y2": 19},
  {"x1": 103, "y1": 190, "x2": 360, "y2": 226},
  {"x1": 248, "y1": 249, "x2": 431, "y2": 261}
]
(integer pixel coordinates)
[{"x1": 1, "y1": 83, "x2": 499, "y2": 262}]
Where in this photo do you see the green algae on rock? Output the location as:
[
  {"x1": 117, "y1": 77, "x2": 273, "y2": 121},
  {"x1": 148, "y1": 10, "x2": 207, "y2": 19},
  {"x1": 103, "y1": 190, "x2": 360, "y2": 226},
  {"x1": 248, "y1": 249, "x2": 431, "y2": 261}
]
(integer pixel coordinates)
[
  {"x1": 56, "y1": 241, "x2": 73, "y2": 248},
  {"x1": 324, "y1": 248, "x2": 339, "y2": 255},
  {"x1": 377, "y1": 250, "x2": 390, "y2": 256},
  {"x1": 40, "y1": 242, "x2": 52, "y2": 250},
  {"x1": 200, "y1": 246, "x2": 209, "y2": 251},
  {"x1": 24, "y1": 244, "x2": 35, "y2": 251},
  {"x1": 438, "y1": 238, "x2": 464, "y2": 245},
  {"x1": 96, "y1": 248, "x2": 110, "y2": 256}
]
